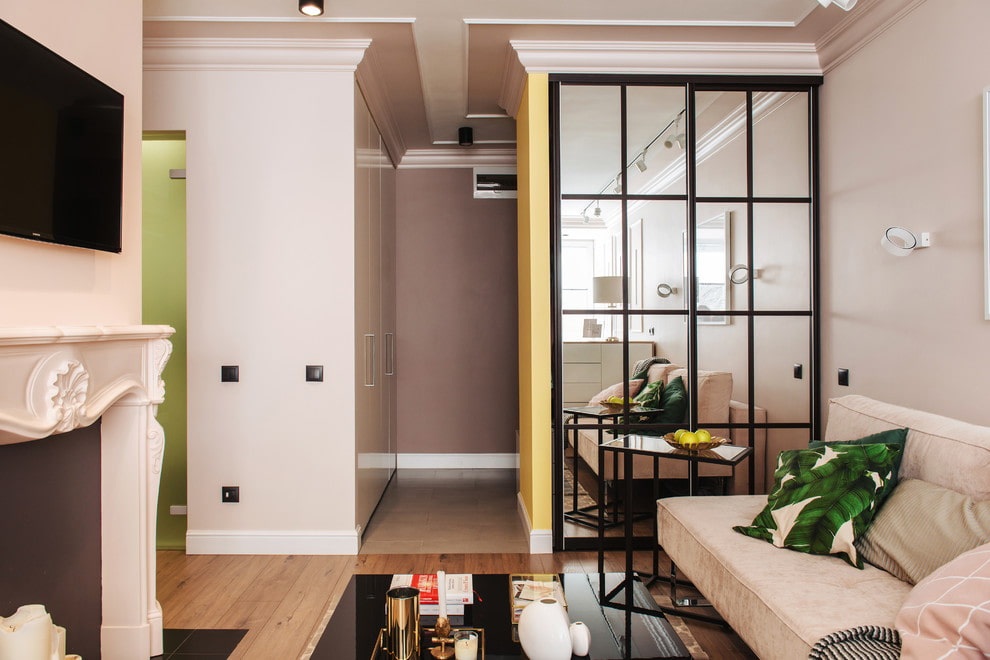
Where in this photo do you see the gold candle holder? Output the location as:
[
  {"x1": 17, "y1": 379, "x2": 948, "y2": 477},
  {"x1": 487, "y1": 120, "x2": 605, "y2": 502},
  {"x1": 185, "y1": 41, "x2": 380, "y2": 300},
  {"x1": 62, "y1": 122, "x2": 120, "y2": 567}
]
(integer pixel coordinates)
[{"x1": 385, "y1": 587, "x2": 421, "y2": 660}]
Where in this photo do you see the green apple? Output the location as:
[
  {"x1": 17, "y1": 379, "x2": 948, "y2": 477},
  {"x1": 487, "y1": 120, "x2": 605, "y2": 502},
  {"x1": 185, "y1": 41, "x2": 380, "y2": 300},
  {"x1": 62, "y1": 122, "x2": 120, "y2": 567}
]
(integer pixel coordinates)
[
  {"x1": 673, "y1": 428, "x2": 688, "y2": 440},
  {"x1": 679, "y1": 431, "x2": 699, "y2": 448},
  {"x1": 695, "y1": 429, "x2": 712, "y2": 444}
]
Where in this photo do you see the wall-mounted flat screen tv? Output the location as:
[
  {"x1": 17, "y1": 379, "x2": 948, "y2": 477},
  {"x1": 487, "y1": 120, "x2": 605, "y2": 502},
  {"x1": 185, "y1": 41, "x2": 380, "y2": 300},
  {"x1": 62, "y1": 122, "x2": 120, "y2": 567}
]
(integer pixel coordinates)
[{"x1": 0, "y1": 19, "x2": 123, "y2": 253}]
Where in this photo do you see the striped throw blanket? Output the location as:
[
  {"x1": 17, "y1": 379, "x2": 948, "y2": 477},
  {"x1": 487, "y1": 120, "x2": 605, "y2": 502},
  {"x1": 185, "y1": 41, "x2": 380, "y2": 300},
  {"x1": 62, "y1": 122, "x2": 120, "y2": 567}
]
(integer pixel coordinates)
[{"x1": 808, "y1": 626, "x2": 901, "y2": 660}]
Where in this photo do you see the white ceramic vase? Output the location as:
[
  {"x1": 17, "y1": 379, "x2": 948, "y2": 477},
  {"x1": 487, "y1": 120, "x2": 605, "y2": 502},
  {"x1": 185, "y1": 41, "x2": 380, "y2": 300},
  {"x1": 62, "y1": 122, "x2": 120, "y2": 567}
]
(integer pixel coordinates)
[
  {"x1": 517, "y1": 597, "x2": 571, "y2": 660},
  {"x1": 569, "y1": 621, "x2": 591, "y2": 656}
]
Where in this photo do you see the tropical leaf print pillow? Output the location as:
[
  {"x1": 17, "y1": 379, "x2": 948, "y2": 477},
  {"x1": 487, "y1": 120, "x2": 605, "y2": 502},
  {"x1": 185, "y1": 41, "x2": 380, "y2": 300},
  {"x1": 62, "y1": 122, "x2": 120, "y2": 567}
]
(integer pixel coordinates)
[{"x1": 733, "y1": 443, "x2": 903, "y2": 568}]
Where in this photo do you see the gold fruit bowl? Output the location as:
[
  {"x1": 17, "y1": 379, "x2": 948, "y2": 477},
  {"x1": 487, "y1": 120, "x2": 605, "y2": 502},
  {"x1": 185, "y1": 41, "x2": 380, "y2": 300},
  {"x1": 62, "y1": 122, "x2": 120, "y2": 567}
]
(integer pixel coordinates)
[{"x1": 663, "y1": 433, "x2": 729, "y2": 452}]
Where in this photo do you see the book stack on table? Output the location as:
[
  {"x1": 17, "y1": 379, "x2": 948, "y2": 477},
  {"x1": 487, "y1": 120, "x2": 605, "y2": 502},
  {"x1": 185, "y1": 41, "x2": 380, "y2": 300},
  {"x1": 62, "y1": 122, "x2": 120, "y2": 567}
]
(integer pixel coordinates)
[{"x1": 389, "y1": 574, "x2": 474, "y2": 616}]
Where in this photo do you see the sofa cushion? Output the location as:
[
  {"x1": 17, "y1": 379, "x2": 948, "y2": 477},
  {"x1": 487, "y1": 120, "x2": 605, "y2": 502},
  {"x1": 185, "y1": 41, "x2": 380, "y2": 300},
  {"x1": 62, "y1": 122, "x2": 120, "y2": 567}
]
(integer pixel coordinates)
[
  {"x1": 857, "y1": 479, "x2": 990, "y2": 584},
  {"x1": 811, "y1": 427, "x2": 908, "y2": 493},
  {"x1": 733, "y1": 443, "x2": 902, "y2": 567},
  {"x1": 589, "y1": 379, "x2": 644, "y2": 406},
  {"x1": 895, "y1": 541, "x2": 990, "y2": 659},
  {"x1": 825, "y1": 395, "x2": 990, "y2": 501},
  {"x1": 657, "y1": 376, "x2": 687, "y2": 423},
  {"x1": 659, "y1": 496, "x2": 912, "y2": 660},
  {"x1": 633, "y1": 379, "x2": 663, "y2": 408},
  {"x1": 669, "y1": 368, "x2": 732, "y2": 425}
]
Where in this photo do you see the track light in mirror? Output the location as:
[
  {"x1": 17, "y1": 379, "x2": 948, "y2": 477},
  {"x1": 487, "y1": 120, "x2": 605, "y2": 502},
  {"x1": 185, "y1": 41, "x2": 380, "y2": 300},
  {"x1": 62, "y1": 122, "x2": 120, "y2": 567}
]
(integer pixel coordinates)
[
  {"x1": 818, "y1": 0, "x2": 857, "y2": 10},
  {"x1": 635, "y1": 151, "x2": 648, "y2": 172},
  {"x1": 594, "y1": 203, "x2": 602, "y2": 217},
  {"x1": 613, "y1": 173, "x2": 622, "y2": 194},
  {"x1": 299, "y1": 0, "x2": 324, "y2": 15},
  {"x1": 881, "y1": 226, "x2": 930, "y2": 256}
]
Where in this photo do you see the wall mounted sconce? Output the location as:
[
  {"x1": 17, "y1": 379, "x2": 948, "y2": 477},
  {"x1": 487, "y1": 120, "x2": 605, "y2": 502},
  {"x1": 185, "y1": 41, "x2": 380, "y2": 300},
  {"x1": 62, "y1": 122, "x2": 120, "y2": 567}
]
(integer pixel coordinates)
[
  {"x1": 881, "y1": 226, "x2": 931, "y2": 256},
  {"x1": 298, "y1": 0, "x2": 324, "y2": 16},
  {"x1": 656, "y1": 283, "x2": 678, "y2": 298},
  {"x1": 728, "y1": 264, "x2": 762, "y2": 285}
]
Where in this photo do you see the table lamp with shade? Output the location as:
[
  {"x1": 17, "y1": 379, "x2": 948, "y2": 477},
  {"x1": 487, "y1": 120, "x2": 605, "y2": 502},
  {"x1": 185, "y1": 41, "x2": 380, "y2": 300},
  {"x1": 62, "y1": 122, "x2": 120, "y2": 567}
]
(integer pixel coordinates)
[{"x1": 593, "y1": 275, "x2": 623, "y2": 342}]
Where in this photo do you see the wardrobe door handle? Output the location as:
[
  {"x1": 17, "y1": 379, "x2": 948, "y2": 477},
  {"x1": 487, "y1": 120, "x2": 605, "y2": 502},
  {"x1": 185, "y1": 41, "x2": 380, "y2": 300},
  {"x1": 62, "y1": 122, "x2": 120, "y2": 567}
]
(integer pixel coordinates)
[
  {"x1": 385, "y1": 333, "x2": 395, "y2": 376},
  {"x1": 364, "y1": 334, "x2": 376, "y2": 387}
]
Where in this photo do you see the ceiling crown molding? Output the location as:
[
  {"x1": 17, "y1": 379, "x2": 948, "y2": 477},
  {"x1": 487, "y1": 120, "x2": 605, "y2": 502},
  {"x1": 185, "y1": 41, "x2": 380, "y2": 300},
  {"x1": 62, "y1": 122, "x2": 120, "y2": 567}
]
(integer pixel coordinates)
[
  {"x1": 498, "y1": 39, "x2": 821, "y2": 116},
  {"x1": 143, "y1": 37, "x2": 371, "y2": 72},
  {"x1": 816, "y1": 0, "x2": 928, "y2": 73},
  {"x1": 398, "y1": 148, "x2": 517, "y2": 169},
  {"x1": 356, "y1": 49, "x2": 406, "y2": 166}
]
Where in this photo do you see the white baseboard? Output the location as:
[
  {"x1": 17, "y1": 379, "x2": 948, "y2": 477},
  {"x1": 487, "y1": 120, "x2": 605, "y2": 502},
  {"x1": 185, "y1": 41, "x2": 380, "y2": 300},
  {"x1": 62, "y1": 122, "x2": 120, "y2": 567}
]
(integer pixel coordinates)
[
  {"x1": 397, "y1": 452, "x2": 519, "y2": 469},
  {"x1": 516, "y1": 492, "x2": 553, "y2": 554},
  {"x1": 186, "y1": 529, "x2": 360, "y2": 555}
]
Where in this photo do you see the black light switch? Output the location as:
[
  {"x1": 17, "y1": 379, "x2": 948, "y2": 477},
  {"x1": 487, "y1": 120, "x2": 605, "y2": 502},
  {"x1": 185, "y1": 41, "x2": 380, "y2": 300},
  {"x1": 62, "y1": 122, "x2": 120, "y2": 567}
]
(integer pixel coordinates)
[
  {"x1": 838, "y1": 368, "x2": 850, "y2": 386},
  {"x1": 221, "y1": 365, "x2": 239, "y2": 382},
  {"x1": 221, "y1": 486, "x2": 239, "y2": 503},
  {"x1": 306, "y1": 365, "x2": 324, "y2": 382},
  {"x1": 793, "y1": 363, "x2": 803, "y2": 379}
]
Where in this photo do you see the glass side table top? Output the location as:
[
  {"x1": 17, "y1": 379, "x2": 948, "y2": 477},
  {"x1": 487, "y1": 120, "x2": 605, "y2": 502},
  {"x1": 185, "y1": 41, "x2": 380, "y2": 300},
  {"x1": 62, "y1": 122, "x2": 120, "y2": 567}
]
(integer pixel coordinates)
[
  {"x1": 601, "y1": 434, "x2": 752, "y2": 465},
  {"x1": 564, "y1": 404, "x2": 657, "y2": 418}
]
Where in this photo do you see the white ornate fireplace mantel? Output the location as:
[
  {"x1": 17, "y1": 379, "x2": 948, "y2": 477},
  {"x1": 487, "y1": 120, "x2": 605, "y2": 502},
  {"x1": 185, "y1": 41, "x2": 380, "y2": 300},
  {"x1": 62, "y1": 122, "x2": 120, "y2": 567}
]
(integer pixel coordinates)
[{"x1": 0, "y1": 325, "x2": 175, "y2": 660}]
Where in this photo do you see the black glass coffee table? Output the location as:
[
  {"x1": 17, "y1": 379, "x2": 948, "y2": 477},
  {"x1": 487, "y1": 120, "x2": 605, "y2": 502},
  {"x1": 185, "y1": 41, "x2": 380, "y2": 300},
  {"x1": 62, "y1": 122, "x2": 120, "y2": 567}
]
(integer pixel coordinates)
[{"x1": 310, "y1": 573, "x2": 690, "y2": 659}]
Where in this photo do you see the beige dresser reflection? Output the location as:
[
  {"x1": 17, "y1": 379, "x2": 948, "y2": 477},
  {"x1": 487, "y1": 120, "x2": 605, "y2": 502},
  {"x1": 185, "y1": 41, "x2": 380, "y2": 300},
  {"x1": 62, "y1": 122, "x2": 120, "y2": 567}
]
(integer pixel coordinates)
[{"x1": 562, "y1": 341, "x2": 655, "y2": 407}]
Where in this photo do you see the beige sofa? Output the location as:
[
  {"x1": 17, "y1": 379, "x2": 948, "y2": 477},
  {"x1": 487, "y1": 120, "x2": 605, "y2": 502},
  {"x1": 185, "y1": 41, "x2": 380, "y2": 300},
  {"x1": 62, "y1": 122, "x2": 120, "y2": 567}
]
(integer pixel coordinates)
[
  {"x1": 657, "y1": 394, "x2": 990, "y2": 659},
  {"x1": 571, "y1": 362, "x2": 767, "y2": 494}
]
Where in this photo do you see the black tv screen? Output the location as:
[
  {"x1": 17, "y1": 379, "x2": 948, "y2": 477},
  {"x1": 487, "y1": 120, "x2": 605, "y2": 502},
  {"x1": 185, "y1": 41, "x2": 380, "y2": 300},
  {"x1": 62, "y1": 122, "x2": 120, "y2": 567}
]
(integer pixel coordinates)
[{"x1": 0, "y1": 18, "x2": 123, "y2": 253}]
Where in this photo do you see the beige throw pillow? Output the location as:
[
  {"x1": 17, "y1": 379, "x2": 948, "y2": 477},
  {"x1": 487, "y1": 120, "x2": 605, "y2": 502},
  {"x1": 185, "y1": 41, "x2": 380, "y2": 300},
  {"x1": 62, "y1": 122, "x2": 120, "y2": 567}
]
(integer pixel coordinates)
[
  {"x1": 856, "y1": 479, "x2": 990, "y2": 584},
  {"x1": 589, "y1": 380, "x2": 644, "y2": 406}
]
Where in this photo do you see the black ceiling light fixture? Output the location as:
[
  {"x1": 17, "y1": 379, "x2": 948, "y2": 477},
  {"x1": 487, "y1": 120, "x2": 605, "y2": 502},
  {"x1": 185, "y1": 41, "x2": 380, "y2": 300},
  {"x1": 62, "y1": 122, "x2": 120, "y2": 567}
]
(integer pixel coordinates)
[
  {"x1": 299, "y1": 0, "x2": 324, "y2": 16},
  {"x1": 458, "y1": 126, "x2": 473, "y2": 147}
]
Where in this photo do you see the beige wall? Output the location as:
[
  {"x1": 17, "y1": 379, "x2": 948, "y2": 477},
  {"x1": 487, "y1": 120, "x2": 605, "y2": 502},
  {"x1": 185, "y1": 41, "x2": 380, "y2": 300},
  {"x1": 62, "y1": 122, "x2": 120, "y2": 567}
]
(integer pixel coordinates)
[
  {"x1": 396, "y1": 169, "x2": 519, "y2": 455},
  {"x1": 145, "y1": 55, "x2": 364, "y2": 552},
  {"x1": 820, "y1": 0, "x2": 990, "y2": 425},
  {"x1": 0, "y1": 1, "x2": 143, "y2": 326}
]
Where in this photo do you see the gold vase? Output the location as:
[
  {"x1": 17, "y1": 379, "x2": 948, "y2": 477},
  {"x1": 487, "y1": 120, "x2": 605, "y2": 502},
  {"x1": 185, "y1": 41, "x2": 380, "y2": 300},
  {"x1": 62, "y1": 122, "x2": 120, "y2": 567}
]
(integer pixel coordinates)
[{"x1": 385, "y1": 586, "x2": 420, "y2": 660}]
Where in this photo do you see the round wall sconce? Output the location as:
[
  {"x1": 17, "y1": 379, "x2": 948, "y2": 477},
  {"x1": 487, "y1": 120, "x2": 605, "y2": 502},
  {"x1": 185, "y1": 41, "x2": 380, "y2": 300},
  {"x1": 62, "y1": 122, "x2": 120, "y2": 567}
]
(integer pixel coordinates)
[
  {"x1": 881, "y1": 226, "x2": 931, "y2": 256},
  {"x1": 656, "y1": 283, "x2": 677, "y2": 298},
  {"x1": 729, "y1": 264, "x2": 762, "y2": 285}
]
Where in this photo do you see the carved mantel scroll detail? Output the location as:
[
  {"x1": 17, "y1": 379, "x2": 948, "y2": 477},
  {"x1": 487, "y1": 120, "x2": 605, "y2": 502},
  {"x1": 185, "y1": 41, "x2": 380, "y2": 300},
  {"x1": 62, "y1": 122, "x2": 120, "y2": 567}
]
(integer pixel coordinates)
[{"x1": 49, "y1": 360, "x2": 90, "y2": 433}]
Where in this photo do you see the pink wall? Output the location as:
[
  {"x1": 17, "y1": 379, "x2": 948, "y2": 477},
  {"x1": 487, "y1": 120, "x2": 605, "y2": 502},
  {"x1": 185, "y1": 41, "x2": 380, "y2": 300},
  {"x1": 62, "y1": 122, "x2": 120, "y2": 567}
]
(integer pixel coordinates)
[
  {"x1": 820, "y1": 0, "x2": 990, "y2": 425},
  {"x1": 0, "y1": 0, "x2": 143, "y2": 326},
  {"x1": 396, "y1": 169, "x2": 519, "y2": 454}
]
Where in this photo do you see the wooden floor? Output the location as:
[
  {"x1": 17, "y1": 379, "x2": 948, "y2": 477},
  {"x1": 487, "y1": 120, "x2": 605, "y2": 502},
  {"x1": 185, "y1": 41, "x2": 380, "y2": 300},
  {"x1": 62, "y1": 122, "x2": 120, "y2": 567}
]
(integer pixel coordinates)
[{"x1": 157, "y1": 549, "x2": 757, "y2": 659}]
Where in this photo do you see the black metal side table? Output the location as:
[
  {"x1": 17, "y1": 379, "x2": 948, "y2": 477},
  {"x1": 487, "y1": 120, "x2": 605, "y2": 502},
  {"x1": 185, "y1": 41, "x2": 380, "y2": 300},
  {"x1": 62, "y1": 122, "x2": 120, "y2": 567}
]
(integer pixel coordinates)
[
  {"x1": 597, "y1": 434, "x2": 753, "y2": 623},
  {"x1": 563, "y1": 404, "x2": 650, "y2": 529}
]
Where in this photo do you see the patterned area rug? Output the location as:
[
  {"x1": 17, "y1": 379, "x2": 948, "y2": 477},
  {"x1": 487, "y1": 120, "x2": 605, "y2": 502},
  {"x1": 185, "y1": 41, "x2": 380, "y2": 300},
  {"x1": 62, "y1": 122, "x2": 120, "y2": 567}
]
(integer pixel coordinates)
[{"x1": 665, "y1": 614, "x2": 710, "y2": 660}]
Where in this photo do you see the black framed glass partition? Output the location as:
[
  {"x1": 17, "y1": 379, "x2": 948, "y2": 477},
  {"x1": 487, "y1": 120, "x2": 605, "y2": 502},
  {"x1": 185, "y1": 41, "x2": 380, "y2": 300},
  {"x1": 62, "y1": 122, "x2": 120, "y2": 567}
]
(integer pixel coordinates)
[{"x1": 551, "y1": 75, "x2": 823, "y2": 550}]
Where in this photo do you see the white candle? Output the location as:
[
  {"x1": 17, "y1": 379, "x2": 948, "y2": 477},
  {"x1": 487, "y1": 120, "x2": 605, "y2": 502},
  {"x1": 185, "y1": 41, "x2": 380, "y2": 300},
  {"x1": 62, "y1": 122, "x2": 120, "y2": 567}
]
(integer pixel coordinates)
[
  {"x1": 0, "y1": 605, "x2": 52, "y2": 660},
  {"x1": 436, "y1": 571, "x2": 447, "y2": 619},
  {"x1": 453, "y1": 633, "x2": 478, "y2": 660}
]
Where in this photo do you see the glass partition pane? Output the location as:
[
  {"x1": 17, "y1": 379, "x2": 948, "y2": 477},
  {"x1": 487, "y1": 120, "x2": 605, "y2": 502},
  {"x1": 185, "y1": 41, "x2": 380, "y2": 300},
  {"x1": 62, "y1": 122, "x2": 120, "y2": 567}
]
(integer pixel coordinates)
[
  {"x1": 753, "y1": 203, "x2": 811, "y2": 311},
  {"x1": 697, "y1": 314, "x2": 749, "y2": 430},
  {"x1": 696, "y1": 91, "x2": 748, "y2": 198},
  {"x1": 634, "y1": 201, "x2": 686, "y2": 312},
  {"x1": 754, "y1": 316, "x2": 811, "y2": 425},
  {"x1": 625, "y1": 86, "x2": 686, "y2": 196},
  {"x1": 753, "y1": 91, "x2": 809, "y2": 198},
  {"x1": 695, "y1": 203, "x2": 749, "y2": 313},
  {"x1": 559, "y1": 85, "x2": 621, "y2": 195}
]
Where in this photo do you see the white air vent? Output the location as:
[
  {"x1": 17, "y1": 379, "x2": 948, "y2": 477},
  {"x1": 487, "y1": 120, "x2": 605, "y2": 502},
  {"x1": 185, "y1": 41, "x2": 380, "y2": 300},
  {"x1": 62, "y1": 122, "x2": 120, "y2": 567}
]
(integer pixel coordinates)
[{"x1": 473, "y1": 167, "x2": 517, "y2": 199}]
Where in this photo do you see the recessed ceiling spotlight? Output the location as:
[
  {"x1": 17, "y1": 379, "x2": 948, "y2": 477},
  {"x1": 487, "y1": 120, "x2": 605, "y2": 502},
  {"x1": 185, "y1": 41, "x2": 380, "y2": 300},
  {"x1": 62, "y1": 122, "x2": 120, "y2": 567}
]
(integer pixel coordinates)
[{"x1": 299, "y1": 0, "x2": 324, "y2": 16}]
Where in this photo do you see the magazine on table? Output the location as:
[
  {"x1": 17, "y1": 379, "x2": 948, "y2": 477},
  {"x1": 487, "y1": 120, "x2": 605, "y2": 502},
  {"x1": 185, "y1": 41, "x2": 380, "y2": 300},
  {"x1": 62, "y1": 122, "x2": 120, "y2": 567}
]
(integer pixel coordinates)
[{"x1": 509, "y1": 574, "x2": 565, "y2": 624}]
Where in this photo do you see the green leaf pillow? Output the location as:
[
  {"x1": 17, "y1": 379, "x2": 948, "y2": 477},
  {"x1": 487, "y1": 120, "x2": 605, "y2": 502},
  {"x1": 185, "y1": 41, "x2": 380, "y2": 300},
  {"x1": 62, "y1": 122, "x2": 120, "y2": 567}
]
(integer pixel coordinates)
[
  {"x1": 656, "y1": 375, "x2": 688, "y2": 424},
  {"x1": 809, "y1": 428, "x2": 908, "y2": 503},
  {"x1": 733, "y1": 443, "x2": 903, "y2": 568},
  {"x1": 633, "y1": 380, "x2": 664, "y2": 408}
]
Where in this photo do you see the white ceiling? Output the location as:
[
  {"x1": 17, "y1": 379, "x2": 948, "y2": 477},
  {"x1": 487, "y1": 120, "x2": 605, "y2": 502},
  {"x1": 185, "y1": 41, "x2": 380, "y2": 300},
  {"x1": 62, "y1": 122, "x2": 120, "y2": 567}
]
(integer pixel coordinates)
[{"x1": 143, "y1": 0, "x2": 856, "y2": 164}]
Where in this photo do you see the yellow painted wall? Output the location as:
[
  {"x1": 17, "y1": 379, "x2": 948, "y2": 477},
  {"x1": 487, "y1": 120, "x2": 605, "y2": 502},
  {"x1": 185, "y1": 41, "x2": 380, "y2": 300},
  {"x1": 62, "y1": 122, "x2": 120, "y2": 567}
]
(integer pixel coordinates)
[{"x1": 516, "y1": 74, "x2": 552, "y2": 532}]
